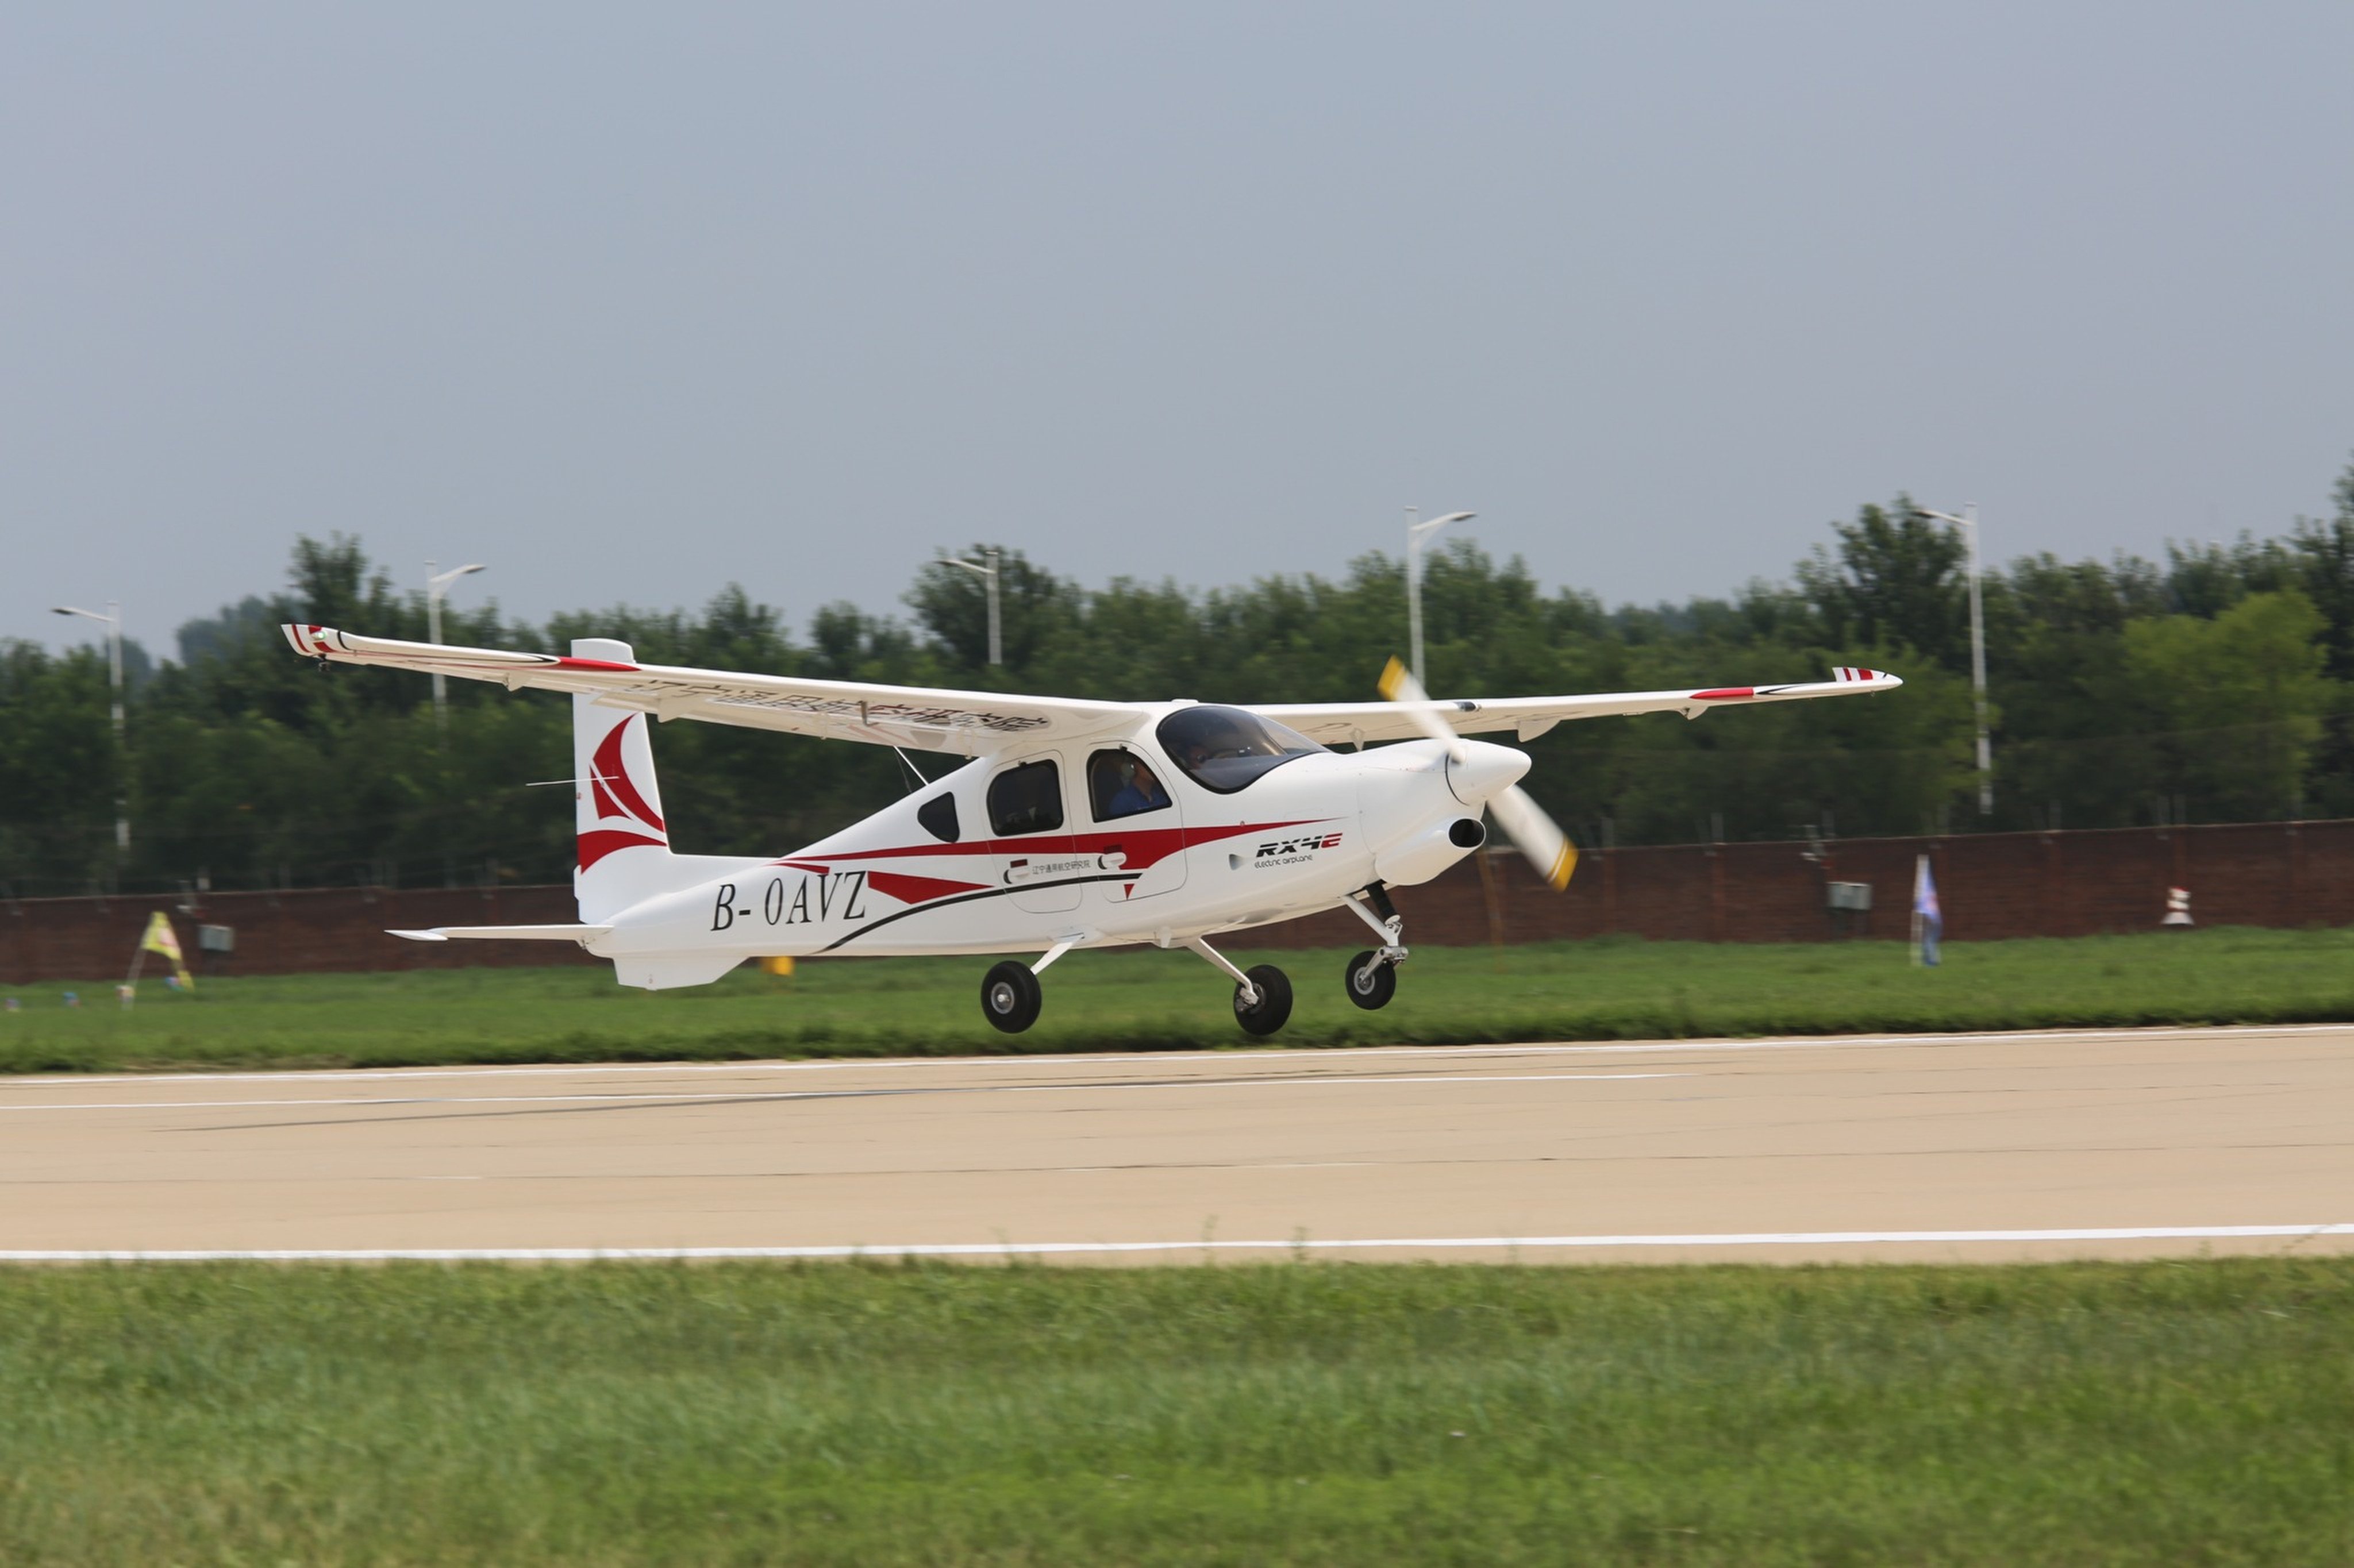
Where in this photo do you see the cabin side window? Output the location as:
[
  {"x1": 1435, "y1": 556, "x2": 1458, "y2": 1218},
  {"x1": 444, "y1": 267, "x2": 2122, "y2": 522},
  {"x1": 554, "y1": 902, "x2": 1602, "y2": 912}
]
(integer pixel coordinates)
[
  {"x1": 987, "y1": 760, "x2": 1064, "y2": 837},
  {"x1": 916, "y1": 792, "x2": 960, "y2": 843},
  {"x1": 1088, "y1": 749, "x2": 1174, "y2": 822}
]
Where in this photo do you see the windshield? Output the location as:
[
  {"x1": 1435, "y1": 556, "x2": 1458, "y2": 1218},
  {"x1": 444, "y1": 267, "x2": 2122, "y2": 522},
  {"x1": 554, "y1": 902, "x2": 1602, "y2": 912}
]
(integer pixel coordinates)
[{"x1": 1156, "y1": 706, "x2": 1328, "y2": 793}]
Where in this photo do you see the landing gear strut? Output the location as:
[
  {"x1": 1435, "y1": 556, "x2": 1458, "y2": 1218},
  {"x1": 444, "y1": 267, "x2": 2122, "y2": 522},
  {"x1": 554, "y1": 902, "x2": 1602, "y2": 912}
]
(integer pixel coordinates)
[
  {"x1": 978, "y1": 939, "x2": 1079, "y2": 1034},
  {"x1": 1182, "y1": 935, "x2": 1294, "y2": 1037},
  {"x1": 1232, "y1": 965, "x2": 1293, "y2": 1036},
  {"x1": 1340, "y1": 881, "x2": 1407, "y2": 1010},
  {"x1": 979, "y1": 960, "x2": 1041, "y2": 1033}
]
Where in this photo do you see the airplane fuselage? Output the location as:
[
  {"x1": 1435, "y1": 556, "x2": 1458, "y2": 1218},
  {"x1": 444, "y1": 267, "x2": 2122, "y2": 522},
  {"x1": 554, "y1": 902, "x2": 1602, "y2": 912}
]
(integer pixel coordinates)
[{"x1": 583, "y1": 710, "x2": 1523, "y2": 978}]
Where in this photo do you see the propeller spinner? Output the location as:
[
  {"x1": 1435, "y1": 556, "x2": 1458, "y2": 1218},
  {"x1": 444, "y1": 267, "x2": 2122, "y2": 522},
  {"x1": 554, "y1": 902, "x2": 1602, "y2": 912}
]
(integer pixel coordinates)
[{"x1": 1378, "y1": 657, "x2": 1578, "y2": 891}]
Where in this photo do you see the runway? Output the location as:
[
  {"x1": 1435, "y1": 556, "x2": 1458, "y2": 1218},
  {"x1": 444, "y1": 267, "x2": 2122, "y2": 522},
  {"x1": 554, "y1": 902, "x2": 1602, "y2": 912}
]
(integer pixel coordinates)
[{"x1": 4, "y1": 1023, "x2": 2352, "y2": 1265}]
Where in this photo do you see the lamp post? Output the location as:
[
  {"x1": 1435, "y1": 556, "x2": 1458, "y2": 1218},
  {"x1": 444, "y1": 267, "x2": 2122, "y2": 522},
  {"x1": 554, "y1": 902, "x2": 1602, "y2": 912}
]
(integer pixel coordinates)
[
  {"x1": 1913, "y1": 504, "x2": 1991, "y2": 815},
  {"x1": 425, "y1": 561, "x2": 486, "y2": 727},
  {"x1": 1405, "y1": 508, "x2": 1475, "y2": 687},
  {"x1": 51, "y1": 602, "x2": 128, "y2": 851},
  {"x1": 940, "y1": 548, "x2": 1002, "y2": 666}
]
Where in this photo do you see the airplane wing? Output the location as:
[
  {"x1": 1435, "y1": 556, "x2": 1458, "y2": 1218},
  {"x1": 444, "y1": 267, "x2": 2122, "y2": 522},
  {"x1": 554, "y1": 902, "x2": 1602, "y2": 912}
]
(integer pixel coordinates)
[
  {"x1": 282, "y1": 625, "x2": 1138, "y2": 754},
  {"x1": 1255, "y1": 664, "x2": 1905, "y2": 745}
]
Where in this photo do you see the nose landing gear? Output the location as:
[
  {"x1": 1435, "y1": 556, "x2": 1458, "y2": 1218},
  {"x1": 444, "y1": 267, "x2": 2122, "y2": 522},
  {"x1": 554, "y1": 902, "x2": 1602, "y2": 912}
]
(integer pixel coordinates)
[
  {"x1": 1344, "y1": 950, "x2": 1396, "y2": 1010},
  {"x1": 1340, "y1": 881, "x2": 1407, "y2": 1009}
]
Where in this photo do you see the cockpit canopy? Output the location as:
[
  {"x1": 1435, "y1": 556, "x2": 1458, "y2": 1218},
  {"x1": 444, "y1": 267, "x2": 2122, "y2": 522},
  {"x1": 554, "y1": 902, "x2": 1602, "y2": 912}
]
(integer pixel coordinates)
[{"x1": 1155, "y1": 706, "x2": 1328, "y2": 793}]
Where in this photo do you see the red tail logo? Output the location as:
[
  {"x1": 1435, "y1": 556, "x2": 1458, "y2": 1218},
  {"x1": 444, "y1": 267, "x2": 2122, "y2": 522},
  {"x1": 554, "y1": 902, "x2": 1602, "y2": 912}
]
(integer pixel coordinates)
[
  {"x1": 590, "y1": 717, "x2": 666, "y2": 833},
  {"x1": 579, "y1": 714, "x2": 666, "y2": 872}
]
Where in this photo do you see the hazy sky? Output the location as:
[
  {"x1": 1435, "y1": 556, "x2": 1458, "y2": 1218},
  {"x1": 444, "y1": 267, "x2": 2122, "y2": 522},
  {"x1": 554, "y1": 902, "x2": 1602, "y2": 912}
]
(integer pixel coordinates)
[{"x1": 7, "y1": 2, "x2": 2352, "y2": 662}]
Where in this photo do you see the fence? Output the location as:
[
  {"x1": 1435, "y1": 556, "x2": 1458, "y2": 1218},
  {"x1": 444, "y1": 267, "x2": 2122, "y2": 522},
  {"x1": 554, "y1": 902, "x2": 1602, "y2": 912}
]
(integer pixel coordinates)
[{"x1": 5, "y1": 820, "x2": 2348, "y2": 984}]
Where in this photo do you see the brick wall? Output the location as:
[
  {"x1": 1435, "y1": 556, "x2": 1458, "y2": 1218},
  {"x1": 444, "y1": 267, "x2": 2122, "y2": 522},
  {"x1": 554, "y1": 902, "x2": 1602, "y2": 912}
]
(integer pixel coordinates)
[
  {"x1": 4, "y1": 820, "x2": 2344, "y2": 984},
  {"x1": 0, "y1": 884, "x2": 594, "y2": 986},
  {"x1": 1236, "y1": 820, "x2": 2350, "y2": 949}
]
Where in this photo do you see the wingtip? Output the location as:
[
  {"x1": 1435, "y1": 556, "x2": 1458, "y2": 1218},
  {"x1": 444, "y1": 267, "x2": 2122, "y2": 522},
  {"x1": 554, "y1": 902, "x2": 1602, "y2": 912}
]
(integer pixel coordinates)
[{"x1": 388, "y1": 929, "x2": 449, "y2": 942}]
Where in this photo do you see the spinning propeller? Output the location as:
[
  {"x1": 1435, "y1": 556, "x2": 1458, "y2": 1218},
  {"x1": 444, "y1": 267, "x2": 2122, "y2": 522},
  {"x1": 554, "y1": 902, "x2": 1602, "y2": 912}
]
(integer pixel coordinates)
[{"x1": 1378, "y1": 658, "x2": 1578, "y2": 891}]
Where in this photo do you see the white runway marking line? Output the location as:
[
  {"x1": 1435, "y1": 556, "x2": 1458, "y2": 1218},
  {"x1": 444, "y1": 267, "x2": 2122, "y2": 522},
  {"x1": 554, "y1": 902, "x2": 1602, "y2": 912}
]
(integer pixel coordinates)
[
  {"x1": 0, "y1": 1072, "x2": 1689, "y2": 1115},
  {"x1": 9, "y1": 1020, "x2": 2345, "y2": 1091},
  {"x1": 6, "y1": 1224, "x2": 2352, "y2": 1263}
]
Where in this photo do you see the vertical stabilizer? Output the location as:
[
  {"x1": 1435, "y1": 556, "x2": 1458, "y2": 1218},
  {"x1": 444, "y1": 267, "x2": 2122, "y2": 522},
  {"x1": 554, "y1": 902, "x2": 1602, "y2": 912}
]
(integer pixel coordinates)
[{"x1": 572, "y1": 638, "x2": 675, "y2": 924}]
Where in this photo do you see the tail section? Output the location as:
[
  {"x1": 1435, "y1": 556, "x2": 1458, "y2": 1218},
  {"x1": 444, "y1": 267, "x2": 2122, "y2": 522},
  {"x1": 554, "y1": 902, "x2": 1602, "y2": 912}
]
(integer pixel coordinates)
[
  {"x1": 573, "y1": 638, "x2": 682, "y2": 924},
  {"x1": 363, "y1": 636, "x2": 770, "y2": 987}
]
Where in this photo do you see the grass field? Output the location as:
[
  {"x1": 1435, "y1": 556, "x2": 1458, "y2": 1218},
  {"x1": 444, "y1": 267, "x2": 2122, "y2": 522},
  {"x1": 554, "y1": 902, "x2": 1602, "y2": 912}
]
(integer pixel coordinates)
[
  {"x1": 6, "y1": 925, "x2": 2354, "y2": 1073},
  {"x1": 0, "y1": 1258, "x2": 2348, "y2": 1565}
]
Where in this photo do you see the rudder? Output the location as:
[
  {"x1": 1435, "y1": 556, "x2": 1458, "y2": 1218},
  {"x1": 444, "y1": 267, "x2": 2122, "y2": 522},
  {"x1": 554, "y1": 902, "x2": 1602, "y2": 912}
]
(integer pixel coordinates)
[{"x1": 573, "y1": 638, "x2": 675, "y2": 924}]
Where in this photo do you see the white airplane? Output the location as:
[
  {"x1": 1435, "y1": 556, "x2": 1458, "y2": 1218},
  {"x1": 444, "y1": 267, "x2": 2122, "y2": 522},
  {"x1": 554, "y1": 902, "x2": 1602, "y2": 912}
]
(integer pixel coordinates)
[{"x1": 283, "y1": 622, "x2": 1900, "y2": 1035}]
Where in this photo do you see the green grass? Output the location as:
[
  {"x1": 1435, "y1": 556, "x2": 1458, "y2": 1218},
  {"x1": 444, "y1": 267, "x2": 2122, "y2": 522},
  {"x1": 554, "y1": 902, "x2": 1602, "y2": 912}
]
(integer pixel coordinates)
[
  {"x1": 1, "y1": 1258, "x2": 2350, "y2": 1564},
  {"x1": 7, "y1": 925, "x2": 2354, "y2": 1073}
]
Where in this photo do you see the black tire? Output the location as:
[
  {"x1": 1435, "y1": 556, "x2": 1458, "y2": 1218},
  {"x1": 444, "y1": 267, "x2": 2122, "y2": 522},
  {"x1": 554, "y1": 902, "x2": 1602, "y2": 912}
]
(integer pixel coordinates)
[
  {"x1": 1233, "y1": 964, "x2": 1294, "y2": 1037},
  {"x1": 1344, "y1": 950, "x2": 1396, "y2": 1010},
  {"x1": 980, "y1": 960, "x2": 1043, "y2": 1034}
]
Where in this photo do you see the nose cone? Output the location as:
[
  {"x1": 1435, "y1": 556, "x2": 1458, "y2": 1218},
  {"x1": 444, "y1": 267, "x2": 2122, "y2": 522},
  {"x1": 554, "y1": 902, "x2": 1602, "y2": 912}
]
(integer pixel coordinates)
[{"x1": 1445, "y1": 741, "x2": 1532, "y2": 805}]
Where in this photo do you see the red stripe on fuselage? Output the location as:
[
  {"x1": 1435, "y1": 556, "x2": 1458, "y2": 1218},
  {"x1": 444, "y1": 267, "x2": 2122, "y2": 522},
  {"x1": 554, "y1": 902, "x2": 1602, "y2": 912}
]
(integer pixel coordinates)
[
  {"x1": 863, "y1": 869, "x2": 991, "y2": 905},
  {"x1": 1690, "y1": 687, "x2": 1756, "y2": 701},
  {"x1": 782, "y1": 819, "x2": 1326, "y2": 877}
]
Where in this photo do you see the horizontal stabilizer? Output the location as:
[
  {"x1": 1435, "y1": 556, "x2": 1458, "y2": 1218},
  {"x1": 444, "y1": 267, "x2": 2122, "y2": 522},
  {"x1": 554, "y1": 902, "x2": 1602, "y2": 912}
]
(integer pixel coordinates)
[{"x1": 390, "y1": 924, "x2": 613, "y2": 943}]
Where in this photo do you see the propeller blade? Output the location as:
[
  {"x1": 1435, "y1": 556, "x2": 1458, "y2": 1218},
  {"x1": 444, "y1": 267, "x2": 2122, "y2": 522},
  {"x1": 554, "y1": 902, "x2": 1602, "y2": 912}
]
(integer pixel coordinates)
[
  {"x1": 1376, "y1": 657, "x2": 1466, "y2": 760},
  {"x1": 1376, "y1": 657, "x2": 1575, "y2": 891},
  {"x1": 1488, "y1": 783, "x2": 1578, "y2": 891}
]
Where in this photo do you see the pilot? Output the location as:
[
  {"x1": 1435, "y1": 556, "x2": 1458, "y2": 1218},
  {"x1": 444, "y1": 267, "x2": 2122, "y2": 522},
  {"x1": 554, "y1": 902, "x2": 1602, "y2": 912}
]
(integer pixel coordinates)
[{"x1": 1109, "y1": 757, "x2": 1172, "y2": 817}]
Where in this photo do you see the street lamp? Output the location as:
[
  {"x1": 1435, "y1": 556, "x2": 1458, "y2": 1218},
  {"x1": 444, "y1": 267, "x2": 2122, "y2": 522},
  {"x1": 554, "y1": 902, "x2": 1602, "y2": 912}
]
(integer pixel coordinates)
[
  {"x1": 940, "y1": 548, "x2": 1002, "y2": 667},
  {"x1": 1405, "y1": 508, "x2": 1475, "y2": 687},
  {"x1": 1913, "y1": 504, "x2": 1991, "y2": 816},
  {"x1": 425, "y1": 560, "x2": 486, "y2": 727},
  {"x1": 51, "y1": 602, "x2": 128, "y2": 852}
]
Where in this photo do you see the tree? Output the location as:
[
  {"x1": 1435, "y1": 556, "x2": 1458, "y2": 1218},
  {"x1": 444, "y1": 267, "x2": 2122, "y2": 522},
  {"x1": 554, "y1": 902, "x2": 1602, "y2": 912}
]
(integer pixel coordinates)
[
  {"x1": 903, "y1": 547, "x2": 1075, "y2": 679},
  {"x1": 2121, "y1": 591, "x2": 2329, "y2": 819},
  {"x1": 1797, "y1": 500, "x2": 1971, "y2": 673},
  {"x1": 2290, "y1": 457, "x2": 2354, "y2": 681}
]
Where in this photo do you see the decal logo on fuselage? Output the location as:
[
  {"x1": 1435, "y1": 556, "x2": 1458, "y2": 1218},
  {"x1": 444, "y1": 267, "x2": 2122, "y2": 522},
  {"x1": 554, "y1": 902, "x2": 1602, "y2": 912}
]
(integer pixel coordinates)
[
  {"x1": 1005, "y1": 854, "x2": 1095, "y2": 885},
  {"x1": 1254, "y1": 831, "x2": 1343, "y2": 869}
]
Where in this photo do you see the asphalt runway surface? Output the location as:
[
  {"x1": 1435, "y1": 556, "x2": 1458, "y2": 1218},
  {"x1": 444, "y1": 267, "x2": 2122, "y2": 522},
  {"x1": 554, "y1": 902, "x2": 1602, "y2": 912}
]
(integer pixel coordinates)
[{"x1": 4, "y1": 1023, "x2": 2352, "y2": 1265}]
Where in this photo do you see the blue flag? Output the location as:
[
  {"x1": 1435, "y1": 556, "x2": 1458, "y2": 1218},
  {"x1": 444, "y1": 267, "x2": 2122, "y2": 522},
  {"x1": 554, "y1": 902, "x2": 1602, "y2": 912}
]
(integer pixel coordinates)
[{"x1": 1913, "y1": 855, "x2": 1942, "y2": 967}]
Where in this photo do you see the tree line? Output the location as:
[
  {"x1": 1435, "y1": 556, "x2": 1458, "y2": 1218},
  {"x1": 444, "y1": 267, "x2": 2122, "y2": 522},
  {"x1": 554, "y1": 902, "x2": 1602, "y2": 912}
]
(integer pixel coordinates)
[{"x1": 5, "y1": 459, "x2": 2351, "y2": 896}]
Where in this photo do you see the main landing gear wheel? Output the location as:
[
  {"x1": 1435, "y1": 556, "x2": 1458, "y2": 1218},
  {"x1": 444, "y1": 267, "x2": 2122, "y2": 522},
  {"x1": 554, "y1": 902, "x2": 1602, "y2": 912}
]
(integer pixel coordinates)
[
  {"x1": 980, "y1": 960, "x2": 1043, "y2": 1034},
  {"x1": 1344, "y1": 950, "x2": 1397, "y2": 1010},
  {"x1": 1233, "y1": 964, "x2": 1294, "y2": 1037}
]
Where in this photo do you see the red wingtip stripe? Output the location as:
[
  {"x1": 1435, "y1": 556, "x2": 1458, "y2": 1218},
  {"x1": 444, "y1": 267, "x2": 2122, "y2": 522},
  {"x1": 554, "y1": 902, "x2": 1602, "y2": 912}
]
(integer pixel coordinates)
[{"x1": 555, "y1": 656, "x2": 641, "y2": 672}]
